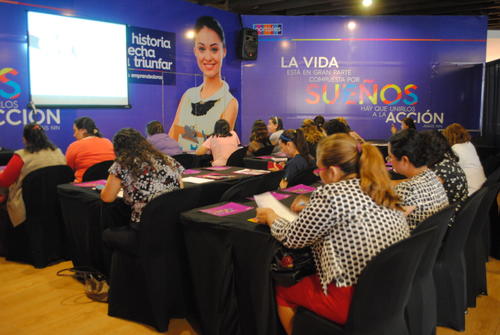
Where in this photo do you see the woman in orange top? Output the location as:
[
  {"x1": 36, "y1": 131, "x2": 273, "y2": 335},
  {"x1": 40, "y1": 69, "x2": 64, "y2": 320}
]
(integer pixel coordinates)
[{"x1": 65, "y1": 117, "x2": 115, "y2": 182}]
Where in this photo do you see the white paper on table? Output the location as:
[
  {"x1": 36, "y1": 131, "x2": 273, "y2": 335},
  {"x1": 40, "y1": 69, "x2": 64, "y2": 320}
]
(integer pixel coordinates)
[
  {"x1": 254, "y1": 192, "x2": 298, "y2": 222},
  {"x1": 182, "y1": 176, "x2": 214, "y2": 184}
]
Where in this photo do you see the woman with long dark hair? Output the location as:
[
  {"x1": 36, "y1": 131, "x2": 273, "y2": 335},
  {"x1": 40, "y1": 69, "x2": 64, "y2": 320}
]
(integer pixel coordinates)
[
  {"x1": 0, "y1": 123, "x2": 66, "y2": 227},
  {"x1": 195, "y1": 119, "x2": 240, "y2": 166},
  {"x1": 66, "y1": 117, "x2": 115, "y2": 182},
  {"x1": 278, "y1": 129, "x2": 314, "y2": 189},
  {"x1": 256, "y1": 134, "x2": 409, "y2": 334},
  {"x1": 101, "y1": 128, "x2": 184, "y2": 226}
]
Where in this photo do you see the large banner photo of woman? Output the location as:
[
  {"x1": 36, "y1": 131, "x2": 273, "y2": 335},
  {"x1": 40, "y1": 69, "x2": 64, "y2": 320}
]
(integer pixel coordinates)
[{"x1": 169, "y1": 16, "x2": 238, "y2": 152}]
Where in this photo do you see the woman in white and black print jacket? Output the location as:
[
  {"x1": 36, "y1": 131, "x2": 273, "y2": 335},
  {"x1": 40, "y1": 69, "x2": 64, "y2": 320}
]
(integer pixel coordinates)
[{"x1": 256, "y1": 134, "x2": 410, "y2": 335}]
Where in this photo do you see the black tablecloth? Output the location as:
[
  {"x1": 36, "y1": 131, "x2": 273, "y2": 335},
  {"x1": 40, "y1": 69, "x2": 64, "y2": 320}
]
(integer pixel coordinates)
[
  {"x1": 181, "y1": 195, "x2": 299, "y2": 335},
  {"x1": 57, "y1": 167, "x2": 272, "y2": 273}
]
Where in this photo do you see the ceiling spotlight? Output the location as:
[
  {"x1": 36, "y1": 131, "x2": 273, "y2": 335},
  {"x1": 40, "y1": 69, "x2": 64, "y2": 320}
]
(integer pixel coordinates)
[
  {"x1": 362, "y1": 0, "x2": 373, "y2": 7},
  {"x1": 347, "y1": 21, "x2": 357, "y2": 30},
  {"x1": 185, "y1": 29, "x2": 195, "y2": 39}
]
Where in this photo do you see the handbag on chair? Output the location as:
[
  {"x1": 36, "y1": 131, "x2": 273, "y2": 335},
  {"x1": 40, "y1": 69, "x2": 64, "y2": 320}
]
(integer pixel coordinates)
[{"x1": 271, "y1": 246, "x2": 316, "y2": 287}]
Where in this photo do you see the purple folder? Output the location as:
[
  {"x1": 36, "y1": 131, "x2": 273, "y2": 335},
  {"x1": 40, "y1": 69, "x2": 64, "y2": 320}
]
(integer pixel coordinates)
[
  {"x1": 282, "y1": 184, "x2": 316, "y2": 194},
  {"x1": 183, "y1": 169, "x2": 201, "y2": 175},
  {"x1": 204, "y1": 166, "x2": 232, "y2": 171},
  {"x1": 200, "y1": 202, "x2": 254, "y2": 217}
]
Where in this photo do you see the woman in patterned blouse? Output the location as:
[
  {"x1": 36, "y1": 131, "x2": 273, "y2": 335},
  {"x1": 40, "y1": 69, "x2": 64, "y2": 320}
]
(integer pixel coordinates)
[
  {"x1": 256, "y1": 134, "x2": 410, "y2": 335},
  {"x1": 101, "y1": 128, "x2": 184, "y2": 231},
  {"x1": 421, "y1": 130, "x2": 468, "y2": 205},
  {"x1": 389, "y1": 129, "x2": 449, "y2": 230}
]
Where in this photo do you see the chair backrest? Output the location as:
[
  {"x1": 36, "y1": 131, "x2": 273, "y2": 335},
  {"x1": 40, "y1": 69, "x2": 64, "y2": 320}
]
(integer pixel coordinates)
[
  {"x1": 484, "y1": 166, "x2": 500, "y2": 186},
  {"x1": 226, "y1": 146, "x2": 248, "y2": 167},
  {"x1": 468, "y1": 183, "x2": 500, "y2": 245},
  {"x1": 344, "y1": 227, "x2": 437, "y2": 334},
  {"x1": 438, "y1": 187, "x2": 488, "y2": 261},
  {"x1": 219, "y1": 176, "x2": 264, "y2": 202},
  {"x1": 287, "y1": 167, "x2": 319, "y2": 187},
  {"x1": 481, "y1": 155, "x2": 500, "y2": 177},
  {"x1": 253, "y1": 145, "x2": 274, "y2": 156},
  {"x1": 259, "y1": 170, "x2": 285, "y2": 193},
  {"x1": 411, "y1": 204, "x2": 457, "y2": 280},
  {"x1": 21, "y1": 165, "x2": 74, "y2": 267},
  {"x1": 82, "y1": 160, "x2": 114, "y2": 182},
  {"x1": 172, "y1": 153, "x2": 198, "y2": 169}
]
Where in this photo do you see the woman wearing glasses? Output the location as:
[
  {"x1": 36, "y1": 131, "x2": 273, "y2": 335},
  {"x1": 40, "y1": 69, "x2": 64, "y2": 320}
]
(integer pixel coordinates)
[{"x1": 256, "y1": 134, "x2": 409, "y2": 335}]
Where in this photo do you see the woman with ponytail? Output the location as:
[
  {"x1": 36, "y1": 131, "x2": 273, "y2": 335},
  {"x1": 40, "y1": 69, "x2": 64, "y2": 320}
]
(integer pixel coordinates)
[
  {"x1": 66, "y1": 117, "x2": 115, "y2": 182},
  {"x1": 0, "y1": 123, "x2": 66, "y2": 227},
  {"x1": 256, "y1": 134, "x2": 409, "y2": 334},
  {"x1": 278, "y1": 129, "x2": 314, "y2": 189}
]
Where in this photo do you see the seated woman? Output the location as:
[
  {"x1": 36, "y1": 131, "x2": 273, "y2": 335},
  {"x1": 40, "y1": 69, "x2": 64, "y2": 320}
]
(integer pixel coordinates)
[
  {"x1": 313, "y1": 115, "x2": 327, "y2": 136},
  {"x1": 101, "y1": 128, "x2": 184, "y2": 249},
  {"x1": 278, "y1": 129, "x2": 314, "y2": 189},
  {"x1": 196, "y1": 119, "x2": 240, "y2": 166},
  {"x1": 268, "y1": 116, "x2": 284, "y2": 153},
  {"x1": 391, "y1": 117, "x2": 416, "y2": 135},
  {"x1": 0, "y1": 123, "x2": 66, "y2": 227},
  {"x1": 421, "y1": 130, "x2": 468, "y2": 205},
  {"x1": 301, "y1": 119, "x2": 325, "y2": 157},
  {"x1": 336, "y1": 117, "x2": 364, "y2": 143},
  {"x1": 256, "y1": 134, "x2": 409, "y2": 335},
  {"x1": 247, "y1": 119, "x2": 271, "y2": 156},
  {"x1": 146, "y1": 120, "x2": 182, "y2": 157},
  {"x1": 442, "y1": 123, "x2": 486, "y2": 195},
  {"x1": 389, "y1": 129, "x2": 449, "y2": 230},
  {"x1": 66, "y1": 117, "x2": 115, "y2": 182},
  {"x1": 324, "y1": 119, "x2": 349, "y2": 136}
]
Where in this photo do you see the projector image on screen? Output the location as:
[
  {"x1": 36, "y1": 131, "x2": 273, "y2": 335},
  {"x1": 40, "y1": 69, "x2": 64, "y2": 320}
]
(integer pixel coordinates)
[{"x1": 27, "y1": 11, "x2": 129, "y2": 108}]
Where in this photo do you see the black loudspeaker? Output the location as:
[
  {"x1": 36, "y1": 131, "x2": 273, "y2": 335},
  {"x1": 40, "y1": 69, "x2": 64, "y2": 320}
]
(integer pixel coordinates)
[{"x1": 239, "y1": 28, "x2": 258, "y2": 60}]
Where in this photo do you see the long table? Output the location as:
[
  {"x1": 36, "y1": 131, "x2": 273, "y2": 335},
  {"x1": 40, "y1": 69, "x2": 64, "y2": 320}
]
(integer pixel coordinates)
[
  {"x1": 57, "y1": 167, "x2": 276, "y2": 275},
  {"x1": 181, "y1": 191, "x2": 305, "y2": 335}
]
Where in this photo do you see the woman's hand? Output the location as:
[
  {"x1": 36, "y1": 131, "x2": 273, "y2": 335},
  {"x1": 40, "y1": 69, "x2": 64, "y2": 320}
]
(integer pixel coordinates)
[
  {"x1": 279, "y1": 179, "x2": 288, "y2": 189},
  {"x1": 291, "y1": 195, "x2": 309, "y2": 213},
  {"x1": 255, "y1": 208, "x2": 279, "y2": 226}
]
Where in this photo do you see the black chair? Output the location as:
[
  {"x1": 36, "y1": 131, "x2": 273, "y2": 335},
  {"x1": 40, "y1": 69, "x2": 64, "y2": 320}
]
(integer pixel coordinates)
[
  {"x1": 7, "y1": 165, "x2": 74, "y2": 268},
  {"x1": 292, "y1": 227, "x2": 437, "y2": 335},
  {"x1": 82, "y1": 160, "x2": 114, "y2": 182},
  {"x1": 434, "y1": 187, "x2": 488, "y2": 331},
  {"x1": 483, "y1": 167, "x2": 500, "y2": 260},
  {"x1": 406, "y1": 205, "x2": 457, "y2": 335},
  {"x1": 172, "y1": 153, "x2": 198, "y2": 169},
  {"x1": 219, "y1": 176, "x2": 264, "y2": 202},
  {"x1": 258, "y1": 170, "x2": 285, "y2": 193},
  {"x1": 253, "y1": 145, "x2": 274, "y2": 156},
  {"x1": 106, "y1": 187, "x2": 201, "y2": 332},
  {"x1": 465, "y1": 183, "x2": 500, "y2": 308},
  {"x1": 288, "y1": 167, "x2": 319, "y2": 187},
  {"x1": 226, "y1": 146, "x2": 248, "y2": 167},
  {"x1": 0, "y1": 150, "x2": 14, "y2": 165}
]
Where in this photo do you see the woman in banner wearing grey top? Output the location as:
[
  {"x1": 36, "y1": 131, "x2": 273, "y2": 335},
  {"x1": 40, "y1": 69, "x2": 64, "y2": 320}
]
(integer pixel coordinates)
[{"x1": 169, "y1": 16, "x2": 238, "y2": 152}]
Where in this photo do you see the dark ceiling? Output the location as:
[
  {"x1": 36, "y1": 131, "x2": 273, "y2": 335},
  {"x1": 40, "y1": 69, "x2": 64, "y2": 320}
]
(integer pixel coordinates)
[{"x1": 186, "y1": 0, "x2": 500, "y2": 29}]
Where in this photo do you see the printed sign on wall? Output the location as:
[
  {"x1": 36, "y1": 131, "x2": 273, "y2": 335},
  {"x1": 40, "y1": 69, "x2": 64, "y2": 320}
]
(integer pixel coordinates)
[{"x1": 127, "y1": 26, "x2": 176, "y2": 85}]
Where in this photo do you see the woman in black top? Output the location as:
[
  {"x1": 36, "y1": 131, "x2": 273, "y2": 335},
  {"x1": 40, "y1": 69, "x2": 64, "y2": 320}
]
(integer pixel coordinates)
[{"x1": 279, "y1": 129, "x2": 314, "y2": 189}]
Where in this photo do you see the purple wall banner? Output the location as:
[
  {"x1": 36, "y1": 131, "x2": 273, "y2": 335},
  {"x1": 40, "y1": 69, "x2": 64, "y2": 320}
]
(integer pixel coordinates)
[
  {"x1": 241, "y1": 15, "x2": 487, "y2": 141},
  {"x1": 127, "y1": 26, "x2": 176, "y2": 85}
]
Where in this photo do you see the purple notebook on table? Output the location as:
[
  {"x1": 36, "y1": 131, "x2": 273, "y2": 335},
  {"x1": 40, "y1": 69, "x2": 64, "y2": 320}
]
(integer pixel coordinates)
[
  {"x1": 200, "y1": 202, "x2": 254, "y2": 217},
  {"x1": 204, "y1": 166, "x2": 231, "y2": 171},
  {"x1": 198, "y1": 173, "x2": 230, "y2": 180},
  {"x1": 283, "y1": 184, "x2": 316, "y2": 194},
  {"x1": 256, "y1": 155, "x2": 274, "y2": 160},
  {"x1": 73, "y1": 179, "x2": 107, "y2": 188},
  {"x1": 183, "y1": 169, "x2": 201, "y2": 175}
]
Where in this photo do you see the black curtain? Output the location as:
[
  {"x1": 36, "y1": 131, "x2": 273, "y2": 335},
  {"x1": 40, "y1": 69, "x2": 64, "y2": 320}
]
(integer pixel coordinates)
[{"x1": 482, "y1": 59, "x2": 500, "y2": 148}]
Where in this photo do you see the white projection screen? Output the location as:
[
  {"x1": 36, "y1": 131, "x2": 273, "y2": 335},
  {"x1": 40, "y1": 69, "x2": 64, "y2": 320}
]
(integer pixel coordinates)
[{"x1": 27, "y1": 11, "x2": 129, "y2": 108}]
